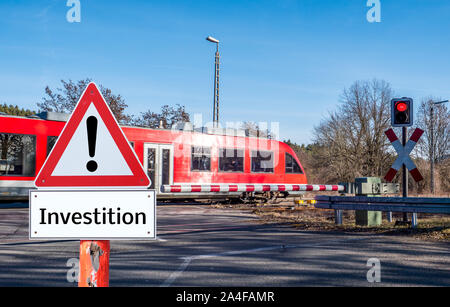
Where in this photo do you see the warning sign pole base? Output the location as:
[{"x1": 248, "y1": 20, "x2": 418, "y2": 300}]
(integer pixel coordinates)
[{"x1": 78, "y1": 240, "x2": 110, "y2": 287}]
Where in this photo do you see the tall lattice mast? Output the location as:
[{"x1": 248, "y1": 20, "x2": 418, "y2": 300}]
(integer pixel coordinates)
[
  {"x1": 213, "y1": 43, "x2": 220, "y2": 127},
  {"x1": 207, "y1": 36, "x2": 220, "y2": 128}
]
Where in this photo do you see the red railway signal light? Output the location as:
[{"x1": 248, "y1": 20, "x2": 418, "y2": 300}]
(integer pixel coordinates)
[
  {"x1": 396, "y1": 102, "x2": 407, "y2": 112},
  {"x1": 391, "y1": 98, "x2": 413, "y2": 127}
]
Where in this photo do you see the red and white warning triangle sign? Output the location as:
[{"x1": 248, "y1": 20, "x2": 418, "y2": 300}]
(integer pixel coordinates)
[{"x1": 35, "y1": 83, "x2": 151, "y2": 188}]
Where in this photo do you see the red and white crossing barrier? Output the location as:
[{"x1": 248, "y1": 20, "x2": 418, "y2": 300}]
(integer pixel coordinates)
[
  {"x1": 162, "y1": 184, "x2": 344, "y2": 193},
  {"x1": 384, "y1": 128, "x2": 424, "y2": 182}
]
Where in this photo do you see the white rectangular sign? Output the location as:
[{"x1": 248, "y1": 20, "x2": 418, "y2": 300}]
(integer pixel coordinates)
[{"x1": 29, "y1": 190, "x2": 156, "y2": 240}]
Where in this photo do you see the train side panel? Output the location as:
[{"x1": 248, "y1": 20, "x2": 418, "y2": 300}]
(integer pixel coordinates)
[{"x1": 1, "y1": 115, "x2": 307, "y2": 199}]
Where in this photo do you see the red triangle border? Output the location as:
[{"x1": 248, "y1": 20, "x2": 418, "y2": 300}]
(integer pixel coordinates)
[{"x1": 35, "y1": 83, "x2": 151, "y2": 188}]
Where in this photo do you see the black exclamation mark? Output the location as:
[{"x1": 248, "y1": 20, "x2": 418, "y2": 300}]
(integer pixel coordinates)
[{"x1": 86, "y1": 116, "x2": 98, "y2": 172}]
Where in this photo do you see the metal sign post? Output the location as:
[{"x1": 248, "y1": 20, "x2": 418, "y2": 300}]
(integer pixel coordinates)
[
  {"x1": 79, "y1": 240, "x2": 110, "y2": 287},
  {"x1": 402, "y1": 127, "x2": 408, "y2": 222}
]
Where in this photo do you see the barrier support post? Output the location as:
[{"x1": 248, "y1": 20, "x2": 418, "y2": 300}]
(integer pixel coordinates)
[
  {"x1": 387, "y1": 211, "x2": 393, "y2": 223},
  {"x1": 335, "y1": 210, "x2": 343, "y2": 225},
  {"x1": 411, "y1": 213, "x2": 418, "y2": 228},
  {"x1": 78, "y1": 240, "x2": 110, "y2": 287}
]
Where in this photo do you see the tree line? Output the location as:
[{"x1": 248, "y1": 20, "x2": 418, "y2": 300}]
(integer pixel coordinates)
[
  {"x1": 2, "y1": 79, "x2": 273, "y2": 136},
  {"x1": 32, "y1": 79, "x2": 273, "y2": 135},
  {"x1": 0, "y1": 104, "x2": 35, "y2": 117}
]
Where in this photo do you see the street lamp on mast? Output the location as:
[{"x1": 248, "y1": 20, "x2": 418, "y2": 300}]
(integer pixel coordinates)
[{"x1": 206, "y1": 36, "x2": 220, "y2": 128}]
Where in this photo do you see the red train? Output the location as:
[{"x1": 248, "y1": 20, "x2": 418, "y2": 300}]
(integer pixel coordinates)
[{"x1": 0, "y1": 112, "x2": 307, "y2": 201}]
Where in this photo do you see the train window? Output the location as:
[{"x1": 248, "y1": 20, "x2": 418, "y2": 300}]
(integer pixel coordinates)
[
  {"x1": 146, "y1": 148, "x2": 156, "y2": 189},
  {"x1": 47, "y1": 136, "x2": 58, "y2": 156},
  {"x1": 219, "y1": 148, "x2": 244, "y2": 172},
  {"x1": 161, "y1": 149, "x2": 170, "y2": 185},
  {"x1": 251, "y1": 150, "x2": 273, "y2": 173},
  {"x1": 285, "y1": 153, "x2": 303, "y2": 174},
  {"x1": 0, "y1": 133, "x2": 36, "y2": 177},
  {"x1": 191, "y1": 146, "x2": 211, "y2": 171}
]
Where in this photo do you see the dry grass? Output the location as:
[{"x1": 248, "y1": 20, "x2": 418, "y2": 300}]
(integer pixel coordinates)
[{"x1": 214, "y1": 202, "x2": 450, "y2": 242}]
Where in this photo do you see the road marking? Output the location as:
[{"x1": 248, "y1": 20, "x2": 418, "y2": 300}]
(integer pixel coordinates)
[
  {"x1": 161, "y1": 236, "x2": 367, "y2": 287},
  {"x1": 160, "y1": 258, "x2": 192, "y2": 287}
]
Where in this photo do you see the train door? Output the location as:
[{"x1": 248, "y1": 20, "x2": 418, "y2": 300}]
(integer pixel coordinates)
[{"x1": 143, "y1": 144, "x2": 173, "y2": 192}]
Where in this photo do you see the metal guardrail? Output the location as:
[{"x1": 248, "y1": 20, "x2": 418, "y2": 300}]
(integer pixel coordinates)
[
  {"x1": 314, "y1": 196, "x2": 450, "y2": 227},
  {"x1": 315, "y1": 196, "x2": 450, "y2": 214}
]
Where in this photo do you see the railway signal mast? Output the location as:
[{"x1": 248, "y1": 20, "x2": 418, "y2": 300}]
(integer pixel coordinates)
[
  {"x1": 206, "y1": 36, "x2": 220, "y2": 128},
  {"x1": 389, "y1": 97, "x2": 415, "y2": 222}
]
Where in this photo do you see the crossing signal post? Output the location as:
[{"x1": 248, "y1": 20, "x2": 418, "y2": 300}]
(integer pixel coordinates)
[{"x1": 390, "y1": 97, "x2": 415, "y2": 222}]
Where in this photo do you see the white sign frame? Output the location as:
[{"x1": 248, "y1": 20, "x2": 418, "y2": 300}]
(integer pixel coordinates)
[{"x1": 29, "y1": 189, "x2": 156, "y2": 240}]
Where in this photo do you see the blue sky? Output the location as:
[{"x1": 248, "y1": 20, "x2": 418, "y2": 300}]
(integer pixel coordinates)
[{"x1": 1, "y1": 0, "x2": 449, "y2": 144}]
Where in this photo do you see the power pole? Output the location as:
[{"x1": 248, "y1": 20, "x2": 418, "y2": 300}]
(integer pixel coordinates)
[{"x1": 402, "y1": 126, "x2": 408, "y2": 222}]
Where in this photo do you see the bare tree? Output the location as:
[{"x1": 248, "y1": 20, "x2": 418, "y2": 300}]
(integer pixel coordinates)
[
  {"x1": 416, "y1": 97, "x2": 450, "y2": 193},
  {"x1": 312, "y1": 79, "x2": 393, "y2": 183},
  {"x1": 241, "y1": 121, "x2": 272, "y2": 139},
  {"x1": 37, "y1": 79, "x2": 131, "y2": 124},
  {"x1": 134, "y1": 104, "x2": 190, "y2": 129}
]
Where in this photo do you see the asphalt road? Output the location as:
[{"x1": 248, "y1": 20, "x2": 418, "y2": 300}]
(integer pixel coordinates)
[{"x1": 0, "y1": 204, "x2": 448, "y2": 287}]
